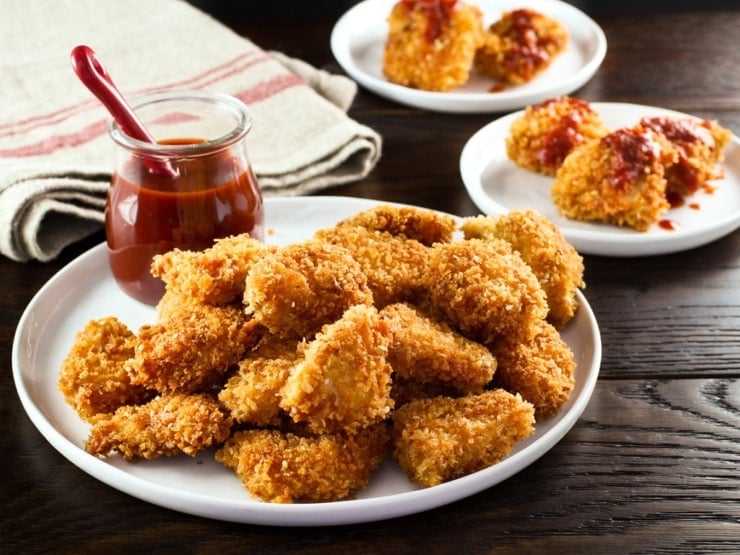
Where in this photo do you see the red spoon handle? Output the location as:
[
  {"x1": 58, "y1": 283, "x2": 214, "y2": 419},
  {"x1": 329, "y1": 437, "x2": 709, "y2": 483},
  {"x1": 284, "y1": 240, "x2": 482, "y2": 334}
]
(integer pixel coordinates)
[{"x1": 70, "y1": 45, "x2": 176, "y2": 176}]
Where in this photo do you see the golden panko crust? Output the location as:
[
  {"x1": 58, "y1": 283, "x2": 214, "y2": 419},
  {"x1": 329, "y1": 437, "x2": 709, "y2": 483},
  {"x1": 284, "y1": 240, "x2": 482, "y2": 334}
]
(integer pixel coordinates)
[
  {"x1": 86, "y1": 392, "x2": 232, "y2": 460},
  {"x1": 506, "y1": 96, "x2": 609, "y2": 176},
  {"x1": 490, "y1": 318, "x2": 576, "y2": 418},
  {"x1": 551, "y1": 125, "x2": 679, "y2": 231},
  {"x1": 151, "y1": 233, "x2": 273, "y2": 307},
  {"x1": 392, "y1": 389, "x2": 535, "y2": 487},
  {"x1": 383, "y1": 0, "x2": 484, "y2": 91},
  {"x1": 475, "y1": 8, "x2": 568, "y2": 86},
  {"x1": 279, "y1": 305, "x2": 394, "y2": 434},
  {"x1": 425, "y1": 238, "x2": 548, "y2": 344},
  {"x1": 58, "y1": 317, "x2": 151, "y2": 421},
  {"x1": 336, "y1": 204, "x2": 457, "y2": 246},
  {"x1": 243, "y1": 239, "x2": 373, "y2": 339},
  {"x1": 461, "y1": 209, "x2": 585, "y2": 328},
  {"x1": 216, "y1": 425, "x2": 389, "y2": 503},
  {"x1": 380, "y1": 302, "x2": 496, "y2": 393}
]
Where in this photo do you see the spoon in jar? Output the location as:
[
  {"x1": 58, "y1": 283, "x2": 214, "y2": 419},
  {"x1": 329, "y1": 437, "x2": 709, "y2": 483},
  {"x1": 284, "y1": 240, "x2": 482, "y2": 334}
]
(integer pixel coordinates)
[{"x1": 70, "y1": 45, "x2": 177, "y2": 177}]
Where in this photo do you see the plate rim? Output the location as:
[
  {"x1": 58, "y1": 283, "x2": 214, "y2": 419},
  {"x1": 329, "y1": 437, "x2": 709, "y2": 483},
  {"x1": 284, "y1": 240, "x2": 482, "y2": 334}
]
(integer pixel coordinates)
[
  {"x1": 330, "y1": 0, "x2": 607, "y2": 114},
  {"x1": 460, "y1": 102, "x2": 740, "y2": 256},
  {"x1": 12, "y1": 195, "x2": 602, "y2": 526}
]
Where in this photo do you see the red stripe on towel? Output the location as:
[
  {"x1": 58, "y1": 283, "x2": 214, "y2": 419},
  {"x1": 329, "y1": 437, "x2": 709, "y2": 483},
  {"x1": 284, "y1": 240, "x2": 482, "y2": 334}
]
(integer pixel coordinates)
[
  {"x1": 0, "y1": 74, "x2": 304, "y2": 158},
  {"x1": 0, "y1": 50, "x2": 270, "y2": 138}
]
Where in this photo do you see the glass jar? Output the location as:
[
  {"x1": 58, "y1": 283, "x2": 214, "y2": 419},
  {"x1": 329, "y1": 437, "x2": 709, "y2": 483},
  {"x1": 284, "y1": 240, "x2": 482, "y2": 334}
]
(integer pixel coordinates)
[{"x1": 105, "y1": 89, "x2": 264, "y2": 305}]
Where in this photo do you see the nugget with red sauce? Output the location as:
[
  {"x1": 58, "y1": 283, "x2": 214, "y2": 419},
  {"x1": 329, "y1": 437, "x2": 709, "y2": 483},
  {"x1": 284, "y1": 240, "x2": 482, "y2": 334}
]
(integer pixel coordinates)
[
  {"x1": 475, "y1": 8, "x2": 568, "y2": 86},
  {"x1": 640, "y1": 116, "x2": 732, "y2": 196},
  {"x1": 551, "y1": 124, "x2": 679, "y2": 231},
  {"x1": 506, "y1": 96, "x2": 609, "y2": 175},
  {"x1": 383, "y1": 0, "x2": 484, "y2": 91}
]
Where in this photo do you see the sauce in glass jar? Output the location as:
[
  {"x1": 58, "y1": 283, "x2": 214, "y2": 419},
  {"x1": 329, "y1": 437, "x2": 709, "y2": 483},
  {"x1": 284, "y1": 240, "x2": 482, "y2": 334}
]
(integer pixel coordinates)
[{"x1": 105, "y1": 91, "x2": 263, "y2": 305}]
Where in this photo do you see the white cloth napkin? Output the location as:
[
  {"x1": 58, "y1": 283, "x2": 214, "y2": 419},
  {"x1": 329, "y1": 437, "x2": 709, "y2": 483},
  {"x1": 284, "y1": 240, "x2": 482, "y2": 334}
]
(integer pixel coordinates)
[{"x1": 0, "y1": 0, "x2": 381, "y2": 262}]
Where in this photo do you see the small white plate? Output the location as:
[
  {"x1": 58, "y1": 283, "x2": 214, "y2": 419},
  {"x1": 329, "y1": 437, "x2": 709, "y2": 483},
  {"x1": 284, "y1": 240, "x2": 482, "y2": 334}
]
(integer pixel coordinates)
[
  {"x1": 330, "y1": 0, "x2": 606, "y2": 113},
  {"x1": 13, "y1": 196, "x2": 601, "y2": 526},
  {"x1": 460, "y1": 103, "x2": 740, "y2": 256}
]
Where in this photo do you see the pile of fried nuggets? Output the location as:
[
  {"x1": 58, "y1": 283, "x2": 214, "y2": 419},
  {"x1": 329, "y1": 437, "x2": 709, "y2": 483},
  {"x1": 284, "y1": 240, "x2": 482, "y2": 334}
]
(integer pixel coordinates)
[
  {"x1": 59, "y1": 205, "x2": 585, "y2": 503},
  {"x1": 383, "y1": 0, "x2": 568, "y2": 92}
]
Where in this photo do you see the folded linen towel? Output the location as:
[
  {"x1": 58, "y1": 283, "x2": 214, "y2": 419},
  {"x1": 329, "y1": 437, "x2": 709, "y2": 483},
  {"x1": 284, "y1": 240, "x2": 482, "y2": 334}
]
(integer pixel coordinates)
[{"x1": 0, "y1": 0, "x2": 381, "y2": 262}]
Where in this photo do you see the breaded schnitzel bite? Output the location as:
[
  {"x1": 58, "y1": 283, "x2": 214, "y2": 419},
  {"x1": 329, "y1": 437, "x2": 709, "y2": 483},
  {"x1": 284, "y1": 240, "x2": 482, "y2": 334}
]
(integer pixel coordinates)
[
  {"x1": 392, "y1": 389, "x2": 535, "y2": 487},
  {"x1": 58, "y1": 317, "x2": 152, "y2": 422},
  {"x1": 128, "y1": 303, "x2": 262, "y2": 393},
  {"x1": 640, "y1": 116, "x2": 732, "y2": 196},
  {"x1": 380, "y1": 302, "x2": 496, "y2": 393},
  {"x1": 336, "y1": 204, "x2": 457, "y2": 246},
  {"x1": 244, "y1": 239, "x2": 373, "y2": 339},
  {"x1": 383, "y1": 0, "x2": 484, "y2": 91},
  {"x1": 280, "y1": 305, "x2": 394, "y2": 434},
  {"x1": 490, "y1": 318, "x2": 575, "y2": 418},
  {"x1": 461, "y1": 210, "x2": 584, "y2": 328},
  {"x1": 506, "y1": 96, "x2": 609, "y2": 175},
  {"x1": 86, "y1": 392, "x2": 232, "y2": 460},
  {"x1": 151, "y1": 233, "x2": 273, "y2": 306},
  {"x1": 552, "y1": 125, "x2": 679, "y2": 231},
  {"x1": 216, "y1": 424, "x2": 389, "y2": 503},
  {"x1": 475, "y1": 8, "x2": 568, "y2": 86},
  {"x1": 219, "y1": 336, "x2": 302, "y2": 426},
  {"x1": 315, "y1": 226, "x2": 430, "y2": 308},
  {"x1": 425, "y1": 239, "x2": 548, "y2": 344}
]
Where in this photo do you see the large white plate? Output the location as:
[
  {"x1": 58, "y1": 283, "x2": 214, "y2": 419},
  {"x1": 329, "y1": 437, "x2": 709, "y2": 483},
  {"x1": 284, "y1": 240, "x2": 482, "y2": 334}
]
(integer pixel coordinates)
[
  {"x1": 330, "y1": 0, "x2": 606, "y2": 113},
  {"x1": 13, "y1": 196, "x2": 601, "y2": 526},
  {"x1": 461, "y1": 103, "x2": 740, "y2": 256}
]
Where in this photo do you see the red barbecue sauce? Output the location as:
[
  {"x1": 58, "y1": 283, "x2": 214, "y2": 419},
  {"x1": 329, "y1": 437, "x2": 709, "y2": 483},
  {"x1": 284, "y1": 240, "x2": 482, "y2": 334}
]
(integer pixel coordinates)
[
  {"x1": 501, "y1": 9, "x2": 552, "y2": 78},
  {"x1": 401, "y1": 0, "x2": 458, "y2": 42},
  {"x1": 105, "y1": 138, "x2": 264, "y2": 305},
  {"x1": 537, "y1": 97, "x2": 594, "y2": 170}
]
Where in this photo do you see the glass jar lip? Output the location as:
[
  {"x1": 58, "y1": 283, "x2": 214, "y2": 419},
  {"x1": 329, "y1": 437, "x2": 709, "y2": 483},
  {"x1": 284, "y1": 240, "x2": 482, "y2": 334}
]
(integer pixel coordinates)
[{"x1": 107, "y1": 89, "x2": 252, "y2": 155}]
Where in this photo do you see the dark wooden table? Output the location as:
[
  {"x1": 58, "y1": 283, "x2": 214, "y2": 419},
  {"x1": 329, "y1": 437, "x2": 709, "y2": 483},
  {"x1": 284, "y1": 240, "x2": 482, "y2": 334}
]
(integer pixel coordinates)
[{"x1": 3, "y1": 7, "x2": 739, "y2": 554}]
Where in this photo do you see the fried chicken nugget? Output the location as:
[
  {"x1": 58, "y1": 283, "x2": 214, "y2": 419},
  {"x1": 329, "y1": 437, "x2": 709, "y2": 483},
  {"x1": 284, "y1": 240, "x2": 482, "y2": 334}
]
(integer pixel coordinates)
[
  {"x1": 151, "y1": 233, "x2": 273, "y2": 306},
  {"x1": 336, "y1": 204, "x2": 457, "y2": 246},
  {"x1": 475, "y1": 8, "x2": 568, "y2": 86},
  {"x1": 280, "y1": 305, "x2": 394, "y2": 434},
  {"x1": 315, "y1": 225, "x2": 430, "y2": 308},
  {"x1": 58, "y1": 317, "x2": 152, "y2": 422},
  {"x1": 380, "y1": 302, "x2": 496, "y2": 393},
  {"x1": 219, "y1": 336, "x2": 302, "y2": 426},
  {"x1": 216, "y1": 424, "x2": 390, "y2": 503},
  {"x1": 128, "y1": 303, "x2": 262, "y2": 393},
  {"x1": 425, "y1": 239, "x2": 548, "y2": 343},
  {"x1": 392, "y1": 389, "x2": 535, "y2": 487},
  {"x1": 505, "y1": 96, "x2": 609, "y2": 176},
  {"x1": 640, "y1": 116, "x2": 732, "y2": 196},
  {"x1": 86, "y1": 392, "x2": 232, "y2": 460},
  {"x1": 490, "y1": 318, "x2": 576, "y2": 418},
  {"x1": 244, "y1": 239, "x2": 373, "y2": 339},
  {"x1": 383, "y1": 0, "x2": 484, "y2": 92},
  {"x1": 461, "y1": 210, "x2": 584, "y2": 328},
  {"x1": 551, "y1": 125, "x2": 679, "y2": 231}
]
